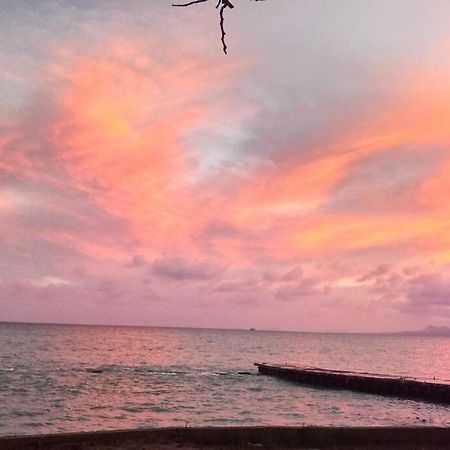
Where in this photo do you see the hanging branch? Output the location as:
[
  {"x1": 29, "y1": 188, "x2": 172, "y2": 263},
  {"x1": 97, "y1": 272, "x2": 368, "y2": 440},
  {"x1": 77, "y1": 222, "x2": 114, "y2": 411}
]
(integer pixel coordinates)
[
  {"x1": 172, "y1": 0, "x2": 208, "y2": 6},
  {"x1": 218, "y1": 0, "x2": 233, "y2": 54},
  {"x1": 172, "y1": 0, "x2": 265, "y2": 54}
]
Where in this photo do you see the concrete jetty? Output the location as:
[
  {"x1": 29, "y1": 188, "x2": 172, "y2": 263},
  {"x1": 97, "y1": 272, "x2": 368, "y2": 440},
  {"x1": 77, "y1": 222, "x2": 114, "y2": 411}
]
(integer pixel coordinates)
[
  {"x1": 255, "y1": 363, "x2": 450, "y2": 404},
  {"x1": 2, "y1": 426, "x2": 450, "y2": 449}
]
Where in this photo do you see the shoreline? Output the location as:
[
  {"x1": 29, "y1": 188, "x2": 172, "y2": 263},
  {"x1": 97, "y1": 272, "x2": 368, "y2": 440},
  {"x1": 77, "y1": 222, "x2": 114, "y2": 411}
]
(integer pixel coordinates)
[{"x1": 1, "y1": 426, "x2": 450, "y2": 450}]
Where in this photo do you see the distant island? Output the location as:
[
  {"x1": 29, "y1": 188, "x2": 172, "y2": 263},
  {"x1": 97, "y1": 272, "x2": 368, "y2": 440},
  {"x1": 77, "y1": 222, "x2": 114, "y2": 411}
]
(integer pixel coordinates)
[{"x1": 398, "y1": 325, "x2": 450, "y2": 337}]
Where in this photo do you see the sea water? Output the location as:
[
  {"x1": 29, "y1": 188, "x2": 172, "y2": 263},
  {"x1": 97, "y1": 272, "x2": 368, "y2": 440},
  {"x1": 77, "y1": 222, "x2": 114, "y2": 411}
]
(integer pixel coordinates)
[{"x1": 0, "y1": 322, "x2": 449, "y2": 435}]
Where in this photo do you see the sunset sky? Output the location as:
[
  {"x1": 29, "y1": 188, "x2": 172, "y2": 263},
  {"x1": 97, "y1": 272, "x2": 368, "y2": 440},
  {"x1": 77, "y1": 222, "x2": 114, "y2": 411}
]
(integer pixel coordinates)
[{"x1": 1, "y1": 0, "x2": 450, "y2": 332}]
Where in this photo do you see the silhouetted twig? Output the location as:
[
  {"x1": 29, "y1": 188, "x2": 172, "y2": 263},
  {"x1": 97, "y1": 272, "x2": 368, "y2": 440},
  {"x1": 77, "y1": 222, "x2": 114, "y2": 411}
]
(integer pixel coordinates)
[
  {"x1": 172, "y1": 0, "x2": 208, "y2": 7},
  {"x1": 219, "y1": 2, "x2": 229, "y2": 54},
  {"x1": 172, "y1": 0, "x2": 264, "y2": 54}
]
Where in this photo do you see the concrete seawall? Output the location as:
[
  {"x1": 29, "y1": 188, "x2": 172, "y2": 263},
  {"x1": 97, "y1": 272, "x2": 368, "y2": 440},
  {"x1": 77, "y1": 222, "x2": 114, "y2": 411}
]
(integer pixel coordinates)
[
  {"x1": 1, "y1": 426, "x2": 450, "y2": 449},
  {"x1": 255, "y1": 363, "x2": 450, "y2": 404}
]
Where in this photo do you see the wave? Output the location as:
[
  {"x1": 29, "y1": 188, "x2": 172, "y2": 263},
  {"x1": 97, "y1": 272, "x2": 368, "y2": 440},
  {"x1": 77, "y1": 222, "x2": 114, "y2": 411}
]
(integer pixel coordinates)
[{"x1": 80, "y1": 364, "x2": 255, "y2": 377}]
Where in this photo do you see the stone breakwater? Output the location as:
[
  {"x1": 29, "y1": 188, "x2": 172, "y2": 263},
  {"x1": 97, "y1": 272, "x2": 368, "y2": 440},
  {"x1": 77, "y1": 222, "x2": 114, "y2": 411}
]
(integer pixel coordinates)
[{"x1": 255, "y1": 363, "x2": 450, "y2": 404}]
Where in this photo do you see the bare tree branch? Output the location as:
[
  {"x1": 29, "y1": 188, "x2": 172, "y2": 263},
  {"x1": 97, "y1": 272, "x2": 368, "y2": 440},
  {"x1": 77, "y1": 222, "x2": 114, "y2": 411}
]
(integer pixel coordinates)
[
  {"x1": 173, "y1": 0, "x2": 262, "y2": 54},
  {"x1": 172, "y1": 0, "x2": 208, "y2": 7},
  {"x1": 219, "y1": 3, "x2": 228, "y2": 54}
]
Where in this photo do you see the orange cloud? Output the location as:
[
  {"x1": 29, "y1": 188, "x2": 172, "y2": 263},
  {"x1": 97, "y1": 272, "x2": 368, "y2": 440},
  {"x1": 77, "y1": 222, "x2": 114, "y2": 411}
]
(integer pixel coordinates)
[
  {"x1": 43, "y1": 35, "x2": 450, "y2": 269},
  {"x1": 421, "y1": 157, "x2": 450, "y2": 209},
  {"x1": 49, "y1": 43, "x2": 239, "y2": 254},
  {"x1": 286, "y1": 213, "x2": 448, "y2": 258},
  {"x1": 233, "y1": 151, "x2": 356, "y2": 223},
  {"x1": 219, "y1": 60, "x2": 450, "y2": 262}
]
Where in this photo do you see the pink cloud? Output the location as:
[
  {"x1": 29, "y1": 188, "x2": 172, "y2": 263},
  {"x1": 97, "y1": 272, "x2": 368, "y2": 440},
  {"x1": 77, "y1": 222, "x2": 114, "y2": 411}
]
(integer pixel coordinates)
[{"x1": 3, "y1": 1, "x2": 450, "y2": 331}]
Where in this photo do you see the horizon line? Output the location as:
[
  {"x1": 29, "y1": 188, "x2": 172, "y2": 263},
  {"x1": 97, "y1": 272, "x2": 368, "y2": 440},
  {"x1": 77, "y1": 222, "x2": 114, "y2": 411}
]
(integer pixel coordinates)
[{"x1": 0, "y1": 320, "x2": 442, "y2": 335}]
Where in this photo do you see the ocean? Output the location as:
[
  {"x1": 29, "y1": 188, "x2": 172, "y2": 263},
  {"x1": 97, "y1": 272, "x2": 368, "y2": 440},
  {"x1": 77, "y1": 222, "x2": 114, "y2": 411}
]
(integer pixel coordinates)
[{"x1": 0, "y1": 322, "x2": 449, "y2": 435}]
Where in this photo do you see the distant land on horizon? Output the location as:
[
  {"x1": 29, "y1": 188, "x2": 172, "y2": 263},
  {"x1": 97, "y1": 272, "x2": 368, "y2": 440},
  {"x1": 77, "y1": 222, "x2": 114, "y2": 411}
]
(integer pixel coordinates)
[{"x1": 395, "y1": 325, "x2": 450, "y2": 337}]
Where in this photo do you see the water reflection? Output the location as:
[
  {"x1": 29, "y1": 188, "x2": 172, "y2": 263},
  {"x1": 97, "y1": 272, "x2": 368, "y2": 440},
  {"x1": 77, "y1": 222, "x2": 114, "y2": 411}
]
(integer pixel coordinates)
[{"x1": 0, "y1": 323, "x2": 449, "y2": 435}]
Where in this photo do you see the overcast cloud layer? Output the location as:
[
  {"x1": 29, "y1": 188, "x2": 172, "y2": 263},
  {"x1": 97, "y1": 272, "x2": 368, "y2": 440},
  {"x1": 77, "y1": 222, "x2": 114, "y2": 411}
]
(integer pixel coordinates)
[{"x1": 2, "y1": 0, "x2": 450, "y2": 331}]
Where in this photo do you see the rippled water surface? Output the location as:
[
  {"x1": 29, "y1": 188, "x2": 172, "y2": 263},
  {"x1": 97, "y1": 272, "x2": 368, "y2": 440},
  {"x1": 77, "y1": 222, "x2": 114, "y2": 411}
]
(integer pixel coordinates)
[{"x1": 1, "y1": 323, "x2": 450, "y2": 435}]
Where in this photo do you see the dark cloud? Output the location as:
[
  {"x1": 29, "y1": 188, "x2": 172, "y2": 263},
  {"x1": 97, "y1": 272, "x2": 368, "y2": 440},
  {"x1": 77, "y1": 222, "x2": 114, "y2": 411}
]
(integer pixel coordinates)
[
  {"x1": 371, "y1": 272, "x2": 404, "y2": 294},
  {"x1": 0, "y1": 276, "x2": 160, "y2": 322},
  {"x1": 405, "y1": 273, "x2": 450, "y2": 309},
  {"x1": 226, "y1": 294, "x2": 260, "y2": 307},
  {"x1": 263, "y1": 266, "x2": 302, "y2": 283},
  {"x1": 322, "y1": 150, "x2": 440, "y2": 215},
  {"x1": 151, "y1": 257, "x2": 224, "y2": 281},
  {"x1": 357, "y1": 264, "x2": 391, "y2": 283},
  {"x1": 200, "y1": 220, "x2": 242, "y2": 239},
  {"x1": 214, "y1": 279, "x2": 257, "y2": 293},
  {"x1": 0, "y1": 178, "x2": 132, "y2": 283},
  {"x1": 365, "y1": 268, "x2": 450, "y2": 317},
  {"x1": 124, "y1": 255, "x2": 146, "y2": 268},
  {"x1": 274, "y1": 277, "x2": 325, "y2": 302}
]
